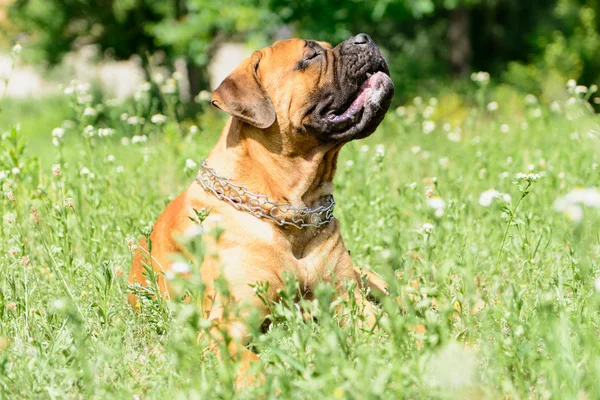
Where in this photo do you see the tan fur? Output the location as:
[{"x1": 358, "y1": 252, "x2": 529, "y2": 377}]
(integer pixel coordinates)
[{"x1": 128, "y1": 39, "x2": 388, "y2": 385}]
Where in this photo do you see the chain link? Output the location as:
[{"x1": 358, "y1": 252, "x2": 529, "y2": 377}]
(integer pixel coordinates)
[{"x1": 195, "y1": 161, "x2": 335, "y2": 229}]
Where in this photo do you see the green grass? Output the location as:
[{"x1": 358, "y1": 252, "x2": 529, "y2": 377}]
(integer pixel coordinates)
[{"x1": 1, "y1": 82, "x2": 600, "y2": 399}]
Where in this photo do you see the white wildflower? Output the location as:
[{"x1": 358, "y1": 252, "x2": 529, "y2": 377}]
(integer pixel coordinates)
[
  {"x1": 427, "y1": 197, "x2": 446, "y2": 218},
  {"x1": 447, "y1": 130, "x2": 461, "y2": 142},
  {"x1": 83, "y1": 107, "x2": 97, "y2": 117},
  {"x1": 478, "y1": 189, "x2": 511, "y2": 207},
  {"x1": 422, "y1": 223, "x2": 434, "y2": 232},
  {"x1": 423, "y1": 106, "x2": 434, "y2": 119},
  {"x1": 52, "y1": 127, "x2": 65, "y2": 138},
  {"x1": 80, "y1": 167, "x2": 91, "y2": 176},
  {"x1": 12, "y1": 43, "x2": 22, "y2": 56},
  {"x1": 152, "y1": 73, "x2": 165, "y2": 84},
  {"x1": 563, "y1": 188, "x2": 600, "y2": 208},
  {"x1": 375, "y1": 144, "x2": 385, "y2": 157},
  {"x1": 422, "y1": 120, "x2": 436, "y2": 134},
  {"x1": 151, "y1": 114, "x2": 167, "y2": 124},
  {"x1": 183, "y1": 225, "x2": 204, "y2": 239},
  {"x1": 471, "y1": 71, "x2": 490, "y2": 83},
  {"x1": 486, "y1": 101, "x2": 499, "y2": 112},
  {"x1": 427, "y1": 197, "x2": 446, "y2": 210},
  {"x1": 500, "y1": 124, "x2": 510, "y2": 133},
  {"x1": 140, "y1": 82, "x2": 152, "y2": 92},
  {"x1": 185, "y1": 159, "x2": 197, "y2": 170},
  {"x1": 98, "y1": 128, "x2": 114, "y2": 137},
  {"x1": 83, "y1": 125, "x2": 95, "y2": 137},
  {"x1": 524, "y1": 94, "x2": 537, "y2": 105},
  {"x1": 162, "y1": 79, "x2": 177, "y2": 94},
  {"x1": 552, "y1": 188, "x2": 600, "y2": 224},
  {"x1": 564, "y1": 205, "x2": 583, "y2": 224},
  {"x1": 170, "y1": 262, "x2": 191, "y2": 274},
  {"x1": 189, "y1": 125, "x2": 199, "y2": 135},
  {"x1": 197, "y1": 90, "x2": 212, "y2": 103},
  {"x1": 426, "y1": 342, "x2": 476, "y2": 390},
  {"x1": 478, "y1": 189, "x2": 499, "y2": 207},
  {"x1": 131, "y1": 135, "x2": 148, "y2": 144},
  {"x1": 411, "y1": 146, "x2": 421, "y2": 154}
]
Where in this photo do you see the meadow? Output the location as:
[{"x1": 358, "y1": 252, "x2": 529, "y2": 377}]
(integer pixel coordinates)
[{"x1": 1, "y1": 70, "x2": 600, "y2": 399}]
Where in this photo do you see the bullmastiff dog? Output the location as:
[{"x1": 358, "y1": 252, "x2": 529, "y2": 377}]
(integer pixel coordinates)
[{"x1": 128, "y1": 33, "x2": 394, "y2": 383}]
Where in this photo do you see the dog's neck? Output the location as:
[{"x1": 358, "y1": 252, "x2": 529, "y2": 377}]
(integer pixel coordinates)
[{"x1": 206, "y1": 118, "x2": 342, "y2": 210}]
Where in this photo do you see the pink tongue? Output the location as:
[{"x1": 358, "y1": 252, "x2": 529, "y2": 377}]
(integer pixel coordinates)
[{"x1": 328, "y1": 72, "x2": 380, "y2": 124}]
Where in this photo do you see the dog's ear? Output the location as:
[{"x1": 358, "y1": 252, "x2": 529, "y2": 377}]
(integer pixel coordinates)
[{"x1": 211, "y1": 51, "x2": 276, "y2": 129}]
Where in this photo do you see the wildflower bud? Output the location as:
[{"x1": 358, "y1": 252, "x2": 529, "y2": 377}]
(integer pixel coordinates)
[
  {"x1": 126, "y1": 237, "x2": 138, "y2": 252},
  {"x1": 52, "y1": 164, "x2": 61, "y2": 177},
  {"x1": 114, "y1": 267, "x2": 124, "y2": 278},
  {"x1": 5, "y1": 191, "x2": 15, "y2": 202},
  {"x1": 30, "y1": 207, "x2": 40, "y2": 224},
  {"x1": 7, "y1": 303, "x2": 16, "y2": 312},
  {"x1": 425, "y1": 186, "x2": 434, "y2": 198},
  {"x1": 20, "y1": 256, "x2": 30, "y2": 267},
  {"x1": 64, "y1": 198, "x2": 73, "y2": 208}
]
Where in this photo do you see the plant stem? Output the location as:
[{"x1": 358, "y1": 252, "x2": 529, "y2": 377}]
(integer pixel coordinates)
[{"x1": 493, "y1": 182, "x2": 532, "y2": 274}]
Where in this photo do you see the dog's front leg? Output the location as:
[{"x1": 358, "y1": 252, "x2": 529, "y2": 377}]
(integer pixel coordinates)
[{"x1": 204, "y1": 290, "x2": 269, "y2": 388}]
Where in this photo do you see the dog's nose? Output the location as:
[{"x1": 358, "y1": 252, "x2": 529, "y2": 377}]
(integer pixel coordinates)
[{"x1": 352, "y1": 33, "x2": 372, "y2": 45}]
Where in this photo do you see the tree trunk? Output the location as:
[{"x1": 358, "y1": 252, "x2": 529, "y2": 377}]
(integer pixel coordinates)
[
  {"x1": 186, "y1": 60, "x2": 209, "y2": 99},
  {"x1": 447, "y1": 6, "x2": 472, "y2": 78}
]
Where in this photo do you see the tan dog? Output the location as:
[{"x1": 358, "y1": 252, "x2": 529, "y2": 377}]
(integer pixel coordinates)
[{"x1": 128, "y1": 34, "x2": 394, "y2": 382}]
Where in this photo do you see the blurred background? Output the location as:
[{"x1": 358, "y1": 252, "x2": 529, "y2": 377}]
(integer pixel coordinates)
[{"x1": 1, "y1": 0, "x2": 600, "y2": 106}]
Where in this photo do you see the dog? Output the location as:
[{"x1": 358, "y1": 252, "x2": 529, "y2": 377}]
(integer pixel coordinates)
[{"x1": 128, "y1": 33, "x2": 394, "y2": 384}]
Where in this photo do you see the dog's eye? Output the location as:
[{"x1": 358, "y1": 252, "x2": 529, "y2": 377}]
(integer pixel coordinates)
[{"x1": 305, "y1": 49, "x2": 321, "y2": 61}]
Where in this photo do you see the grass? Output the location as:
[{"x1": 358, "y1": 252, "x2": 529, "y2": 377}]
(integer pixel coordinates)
[{"x1": 1, "y1": 76, "x2": 600, "y2": 399}]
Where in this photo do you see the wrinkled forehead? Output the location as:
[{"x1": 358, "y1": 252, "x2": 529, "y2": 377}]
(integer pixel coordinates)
[{"x1": 259, "y1": 39, "x2": 333, "y2": 68}]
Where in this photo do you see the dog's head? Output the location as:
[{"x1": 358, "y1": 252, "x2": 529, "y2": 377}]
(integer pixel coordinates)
[{"x1": 212, "y1": 34, "x2": 394, "y2": 143}]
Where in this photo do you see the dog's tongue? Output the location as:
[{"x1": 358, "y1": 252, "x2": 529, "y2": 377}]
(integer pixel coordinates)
[{"x1": 327, "y1": 71, "x2": 388, "y2": 125}]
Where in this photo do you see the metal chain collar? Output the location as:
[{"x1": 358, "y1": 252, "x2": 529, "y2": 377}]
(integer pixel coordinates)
[{"x1": 195, "y1": 161, "x2": 335, "y2": 229}]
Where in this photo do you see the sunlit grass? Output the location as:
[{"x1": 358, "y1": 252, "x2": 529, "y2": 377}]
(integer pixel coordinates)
[{"x1": 1, "y1": 72, "x2": 600, "y2": 399}]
